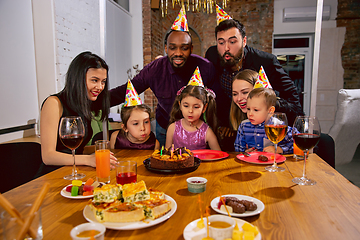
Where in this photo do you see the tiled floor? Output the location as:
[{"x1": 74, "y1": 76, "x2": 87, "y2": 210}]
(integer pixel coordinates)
[{"x1": 336, "y1": 144, "x2": 360, "y2": 188}]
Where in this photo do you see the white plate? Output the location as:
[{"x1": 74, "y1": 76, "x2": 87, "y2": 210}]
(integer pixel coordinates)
[
  {"x1": 183, "y1": 216, "x2": 261, "y2": 240},
  {"x1": 60, "y1": 183, "x2": 94, "y2": 199},
  {"x1": 211, "y1": 194, "x2": 265, "y2": 217},
  {"x1": 83, "y1": 195, "x2": 177, "y2": 230}
]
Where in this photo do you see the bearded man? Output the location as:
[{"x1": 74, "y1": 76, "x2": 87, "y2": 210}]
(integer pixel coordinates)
[{"x1": 205, "y1": 19, "x2": 303, "y2": 150}]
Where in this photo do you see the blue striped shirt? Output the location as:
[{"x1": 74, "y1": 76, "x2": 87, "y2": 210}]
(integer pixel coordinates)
[{"x1": 234, "y1": 120, "x2": 293, "y2": 154}]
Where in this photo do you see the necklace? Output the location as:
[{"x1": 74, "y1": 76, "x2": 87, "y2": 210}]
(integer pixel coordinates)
[{"x1": 189, "y1": 122, "x2": 199, "y2": 130}]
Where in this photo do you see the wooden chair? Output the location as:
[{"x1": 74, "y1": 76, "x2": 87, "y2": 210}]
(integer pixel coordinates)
[{"x1": 0, "y1": 142, "x2": 42, "y2": 193}]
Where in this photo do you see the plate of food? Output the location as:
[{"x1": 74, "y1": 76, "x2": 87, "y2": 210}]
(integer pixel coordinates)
[
  {"x1": 60, "y1": 179, "x2": 103, "y2": 199},
  {"x1": 83, "y1": 181, "x2": 177, "y2": 230},
  {"x1": 183, "y1": 216, "x2": 261, "y2": 240},
  {"x1": 210, "y1": 194, "x2": 265, "y2": 217},
  {"x1": 143, "y1": 157, "x2": 201, "y2": 174},
  {"x1": 192, "y1": 149, "x2": 229, "y2": 161},
  {"x1": 236, "y1": 152, "x2": 286, "y2": 165}
]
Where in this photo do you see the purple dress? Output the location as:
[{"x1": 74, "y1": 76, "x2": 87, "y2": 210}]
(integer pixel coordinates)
[
  {"x1": 173, "y1": 119, "x2": 209, "y2": 150},
  {"x1": 114, "y1": 131, "x2": 156, "y2": 150}
]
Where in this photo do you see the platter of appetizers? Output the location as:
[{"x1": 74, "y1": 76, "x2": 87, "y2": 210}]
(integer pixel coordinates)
[{"x1": 183, "y1": 216, "x2": 261, "y2": 240}]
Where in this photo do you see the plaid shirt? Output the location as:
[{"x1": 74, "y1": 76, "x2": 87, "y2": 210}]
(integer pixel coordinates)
[
  {"x1": 220, "y1": 68, "x2": 240, "y2": 98},
  {"x1": 234, "y1": 119, "x2": 293, "y2": 154}
]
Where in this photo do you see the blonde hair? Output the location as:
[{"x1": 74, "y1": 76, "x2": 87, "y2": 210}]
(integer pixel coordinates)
[
  {"x1": 248, "y1": 88, "x2": 277, "y2": 108},
  {"x1": 230, "y1": 69, "x2": 258, "y2": 130}
]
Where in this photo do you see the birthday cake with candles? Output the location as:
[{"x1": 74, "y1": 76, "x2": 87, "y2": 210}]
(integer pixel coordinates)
[{"x1": 150, "y1": 147, "x2": 194, "y2": 169}]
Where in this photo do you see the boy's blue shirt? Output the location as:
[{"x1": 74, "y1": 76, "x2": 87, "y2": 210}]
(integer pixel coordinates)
[{"x1": 234, "y1": 119, "x2": 293, "y2": 154}]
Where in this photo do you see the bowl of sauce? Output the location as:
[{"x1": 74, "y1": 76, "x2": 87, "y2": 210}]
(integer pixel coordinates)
[
  {"x1": 70, "y1": 222, "x2": 106, "y2": 240},
  {"x1": 186, "y1": 177, "x2": 207, "y2": 193},
  {"x1": 207, "y1": 214, "x2": 236, "y2": 240}
]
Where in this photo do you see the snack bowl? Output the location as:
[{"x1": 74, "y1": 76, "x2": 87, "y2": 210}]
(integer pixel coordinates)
[
  {"x1": 186, "y1": 177, "x2": 207, "y2": 193},
  {"x1": 206, "y1": 214, "x2": 236, "y2": 240},
  {"x1": 70, "y1": 222, "x2": 106, "y2": 240}
]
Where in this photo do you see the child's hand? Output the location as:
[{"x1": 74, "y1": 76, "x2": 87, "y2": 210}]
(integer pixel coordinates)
[
  {"x1": 110, "y1": 152, "x2": 118, "y2": 170},
  {"x1": 245, "y1": 147, "x2": 256, "y2": 152},
  {"x1": 263, "y1": 146, "x2": 283, "y2": 154}
]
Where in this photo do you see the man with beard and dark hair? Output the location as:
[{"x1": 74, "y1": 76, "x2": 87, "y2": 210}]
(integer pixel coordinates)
[
  {"x1": 205, "y1": 19, "x2": 303, "y2": 150},
  {"x1": 110, "y1": 29, "x2": 216, "y2": 146}
]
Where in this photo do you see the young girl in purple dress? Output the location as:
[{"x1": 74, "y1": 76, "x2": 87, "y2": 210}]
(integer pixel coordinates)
[
  {"x1": 110, "y1": 104, "x2": 160, "y2": 150},
  {"x1": 165, "y1": 85, "x2": 221, "y2": 150}
]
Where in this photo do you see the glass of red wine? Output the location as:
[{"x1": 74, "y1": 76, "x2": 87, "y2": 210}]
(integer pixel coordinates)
[
  {"x1": 59, "y1": 116, "x2": 86, "y2": 180},
  {"x1": 292, "y1": 116, "x2": 321, "y2": 185},
  {"x1": 264, "y1": 113, "x2": 288, "y2": 172}
]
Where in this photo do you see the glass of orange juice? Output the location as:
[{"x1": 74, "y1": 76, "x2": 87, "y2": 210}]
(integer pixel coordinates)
[
  {"x1": 95, "y1": 140, "x2": 110, "y2": 183},
  {"x1": 293, "y1": 142, "x2": 305, "y2": 160}
]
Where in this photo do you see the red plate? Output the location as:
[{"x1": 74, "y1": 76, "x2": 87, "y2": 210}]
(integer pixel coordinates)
[
  {"x1": 236, "y1": 152, "x2": 286, "y2": 165},
  {"x1": 192, "y1": 150, "x2": 229, "y2": 161}
]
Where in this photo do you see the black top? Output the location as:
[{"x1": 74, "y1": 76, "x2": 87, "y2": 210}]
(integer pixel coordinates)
[
  {"x1": 42, "y1": 92, "x2": 93, "y2": 154},
  {"x1": 205, "y1": 45, "x2": 304, "y2": 126}
]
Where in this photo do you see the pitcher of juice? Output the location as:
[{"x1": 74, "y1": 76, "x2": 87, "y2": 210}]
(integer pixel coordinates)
[{"x1": 95, "y1": 140, "x2": 111, "y2": 183}]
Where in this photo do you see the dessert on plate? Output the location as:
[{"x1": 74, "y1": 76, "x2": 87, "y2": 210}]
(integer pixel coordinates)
[{"x1": 150, "y1": 147, "x2": 194, "y2": 169}]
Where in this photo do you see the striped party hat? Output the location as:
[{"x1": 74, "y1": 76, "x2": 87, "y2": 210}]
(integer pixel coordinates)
[
  {"x1": 188, "y1": 67, "x2": 204, "y2": 87},
  {"x1": 216, "y1": 4, "x2": 232, "y2": 25},
  {"x1": 254, "y1": 66, "x2": 272, "y2": 89},
  {"x1": 171, "y1": 7, "x2": 189, "y2": 32},
  {"x1": 124, "y1": 79, "x2": 142, "y2": 107}
]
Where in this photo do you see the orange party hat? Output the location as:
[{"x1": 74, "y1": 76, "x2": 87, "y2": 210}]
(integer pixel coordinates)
[
  {"x1": 216, "y1": 4, "x2": 232, "y2": 25},
  {"x1": 171, "y1": 7, "x2": 189, "y2": 32},
  {"x1": 124, "y1": 79, "x2": 142, "y2": 107},
  {"x1": 254, "y1": 66, "x2": 272, "y2": 89},
  {"x1": 188, "y1": 67, "x2": 204, "y2": 87}
]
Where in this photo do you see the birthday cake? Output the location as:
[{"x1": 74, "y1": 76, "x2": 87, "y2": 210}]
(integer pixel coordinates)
[{"x1": 150, "y1": 147, "x2": 194, "y2": 169}]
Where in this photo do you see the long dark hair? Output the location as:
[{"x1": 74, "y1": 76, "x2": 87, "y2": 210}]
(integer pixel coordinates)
[
  {"x1": 60, "y1": 51, "x2": 110, "y2": 121},
  {"x1": 169, "y1": 85, "x2": 217, "y2": 132}
]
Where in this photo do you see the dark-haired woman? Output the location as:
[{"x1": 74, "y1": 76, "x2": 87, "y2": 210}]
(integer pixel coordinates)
[{"x1": 40, "y1": 51, "x2": 117, "y2": 168}]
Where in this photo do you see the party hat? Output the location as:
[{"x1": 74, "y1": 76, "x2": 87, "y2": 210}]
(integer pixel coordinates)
[
  {"x1": 171, "y1": 6, "x2": 189, "y2": 32},
  {"x1": 124, "y1": 79, "x2": 142, "y2": 107},
  {"x1": 188, "y1": 67, "x2": 204, "y2": 87},
  {"x1": 216, "y1": 4, "x2": 232, "y2": 25},
  {"x1": 254, "y1": 66, "x2": 272, "y2": 89}
]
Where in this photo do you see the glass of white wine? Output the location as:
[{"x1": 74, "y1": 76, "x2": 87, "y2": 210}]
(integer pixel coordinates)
[{"x1": 264, "y1": 113, "x2": 288, "y2": 172}]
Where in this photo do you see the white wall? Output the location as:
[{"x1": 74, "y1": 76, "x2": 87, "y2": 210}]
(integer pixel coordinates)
[
  {"x1": 274, "y1": 0, "x2": 337, "y2": 34},
  {"x1": 104, "y1": 0, "x2": 132, "y2": 89},
  {"x1": 54, "y1": 0, "x2": 101, "y2": 91},
  {"x1": 0, "y1": 0, "x2": 39, "y2": 143}
]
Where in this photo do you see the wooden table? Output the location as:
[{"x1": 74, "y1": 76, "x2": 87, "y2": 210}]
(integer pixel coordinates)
[{"x1": 2, "y1": 150, "x2": 360, "y2": 239}]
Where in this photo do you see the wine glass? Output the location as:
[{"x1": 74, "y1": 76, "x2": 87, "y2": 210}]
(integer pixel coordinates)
[
  {"x1": 292, "y1": 116, "x2": 321, "y2": 185},
  {"x1": 264, "y1": 113, "x2": 288, "y2": 172},
  {"x1": 59, "y1": 116, "x2": 86, "y2": 180}
]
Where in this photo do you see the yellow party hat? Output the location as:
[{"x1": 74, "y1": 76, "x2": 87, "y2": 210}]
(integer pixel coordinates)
[
  {"x1": 124, "y1": 79, "x2": 142, "y2": 107},
  {"x1": 187, "y1": 67, "x2": 204, "y2": 87},
  {"x1": 254, "y1": 66, "x2": 272, "y2": 89},
  {"x1": 171, "y1": 6, "x2": 189, "y2": 32},
  {"x1": 216, "y1": 4, "x2": 232, "y2": 25}
]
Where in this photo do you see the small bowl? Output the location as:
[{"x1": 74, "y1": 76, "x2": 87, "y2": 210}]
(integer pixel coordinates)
[
  {"x1": 186, "y1": 177, "x2": 207, "y2": 193},
  {"x1": 70, "y1": 222, "x2": 106, "y2": 240}
]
